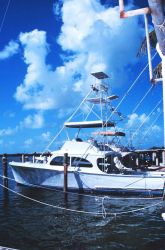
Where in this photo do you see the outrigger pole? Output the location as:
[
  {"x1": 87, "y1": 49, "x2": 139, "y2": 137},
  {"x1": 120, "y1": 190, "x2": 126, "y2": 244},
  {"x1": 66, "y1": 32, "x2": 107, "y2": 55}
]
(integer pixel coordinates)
[{"x1": 119, "y1": 0, "x2": 165, "y2": 164}]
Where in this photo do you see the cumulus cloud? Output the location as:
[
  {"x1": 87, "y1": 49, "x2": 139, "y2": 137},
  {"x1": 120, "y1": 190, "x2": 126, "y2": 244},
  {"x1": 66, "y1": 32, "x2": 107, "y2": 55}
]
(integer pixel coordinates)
[
  {"x1": 24, "y1": 138, "x2": 33, "y2": 147},
  {"x1": 126, "y1": 113, "x2": 150, "y2": 128},
  {"x1": 0, "y1": 40, "x2": 19, "y2": 60},
  {"x1": 20, "y1": 113, "x2": 44, "y2": 129},
  {"x1": 0, "y1": 127, "x2": 17, "y2": 137},
  {"x1": 124, "y1": 111, "x2": 162, "y2": 148},
  {"x1": 13, "y1": 1, "x2": 144, "y2": 114},
  {"x1": 41, "y1": 131, "x2": 51, "y2": 141}
]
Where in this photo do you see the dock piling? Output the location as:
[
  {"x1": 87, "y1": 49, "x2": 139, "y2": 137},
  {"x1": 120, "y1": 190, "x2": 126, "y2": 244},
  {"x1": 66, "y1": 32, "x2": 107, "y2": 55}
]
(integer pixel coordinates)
[
  {"x1": 2, "y1": 154, "x2": 8, "y2": 188},
  {"x1": 64, "y1": 153, "x2": 68, "y2": 193},
  {"x1": 22, "y1": 154, "x2": 25, "y2": 163}
]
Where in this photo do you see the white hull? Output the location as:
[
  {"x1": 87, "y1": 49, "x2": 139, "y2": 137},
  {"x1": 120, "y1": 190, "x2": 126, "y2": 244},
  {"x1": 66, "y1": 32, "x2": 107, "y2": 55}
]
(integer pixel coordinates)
[{"x1": 10, "y1": 163, "x2": 165, "y2": 195}]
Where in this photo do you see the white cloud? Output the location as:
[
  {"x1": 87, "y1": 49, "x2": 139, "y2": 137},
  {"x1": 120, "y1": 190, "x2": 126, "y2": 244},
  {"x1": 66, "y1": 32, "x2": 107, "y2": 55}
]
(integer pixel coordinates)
[
  {"x1": 41, "y1": 131, "x2": 51, "y2": 141},
  {"x1": 0, "y1": 127, "x2": 17, "y2": 137},
  {"x1": 151, "y1": 125, "x2": 161, "y2": 132},
  {"x1": 126, "y1": 113, "x2": 149, "y2": 128},
  {"x1": 124, "y1": 111, "x2": 162, "y2": 148},
  {"x1": 13, "y1": 1, "x2": 144, "y2": 113},
  {"x1": 24, "y1": 138, "x2": 33, "y2": 147},
  {"x1": 0, "y1": 40, "x2": 19, "y2": 60},
  {"x1": 3, "y1": 111, "x2": 15, "y2": 118},
  {"x1": 21, "y1": 113, "x2": 44, "y2": 129}
]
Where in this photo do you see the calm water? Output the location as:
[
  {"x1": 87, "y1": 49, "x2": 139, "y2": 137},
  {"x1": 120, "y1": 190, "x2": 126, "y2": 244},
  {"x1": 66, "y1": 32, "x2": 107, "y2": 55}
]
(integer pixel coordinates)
[{"x1": 0, "y1": 157, "x2": 165, "y2": 250}]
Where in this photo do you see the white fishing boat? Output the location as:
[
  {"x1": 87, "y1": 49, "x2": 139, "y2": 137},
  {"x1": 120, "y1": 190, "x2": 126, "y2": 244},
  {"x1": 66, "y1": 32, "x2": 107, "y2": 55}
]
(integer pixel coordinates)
[{"x1": 9, "y1": 72, "x2": 165, "y2": 195}]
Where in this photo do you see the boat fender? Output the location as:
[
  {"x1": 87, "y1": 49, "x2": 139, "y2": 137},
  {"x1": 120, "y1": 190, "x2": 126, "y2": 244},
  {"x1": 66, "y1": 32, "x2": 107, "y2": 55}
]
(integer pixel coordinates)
[{"x1": 161, "y1": 213, "x2": 165, "y2": 221}]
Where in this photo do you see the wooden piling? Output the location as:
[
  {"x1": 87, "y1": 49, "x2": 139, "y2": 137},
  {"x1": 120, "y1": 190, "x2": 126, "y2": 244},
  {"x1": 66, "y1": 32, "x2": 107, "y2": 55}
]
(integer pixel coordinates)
[
  {"x1": 2, "y1": 154, "x2": 8, "y2": 187},
  {"x1": 156, "y1": 157, "x2": 159, "y2": 166},
  {"x1": 22, "y1": 154, "x2": 25, "y2": 163},
  {"x1": 64, "y1": 153, "x2": 68, "y2": 192}
]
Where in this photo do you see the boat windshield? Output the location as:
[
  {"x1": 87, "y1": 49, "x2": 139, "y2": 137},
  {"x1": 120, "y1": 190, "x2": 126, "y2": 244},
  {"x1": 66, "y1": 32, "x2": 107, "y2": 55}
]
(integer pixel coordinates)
[{"x1": 97, "y1": 143, "x2": 113, "y2": 151}]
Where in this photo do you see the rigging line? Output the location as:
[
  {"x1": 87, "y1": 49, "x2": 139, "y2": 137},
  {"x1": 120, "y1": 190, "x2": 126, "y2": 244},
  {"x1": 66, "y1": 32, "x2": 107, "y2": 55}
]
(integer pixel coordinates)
[
  {"x1": 132, "y1": 85, "x2": 153, "y2": 114},
  {"x1": 84, "y1": 103, "x2": 95, "y2": 120},
  {"x1": 43, "y1": 89, "x2": 93, "y2": 153},
  {"x1": 66, "y1": 89, "x2": 93, "y2": 122},
  {"x1": 131, "y1": 99, "x2": 162, "y2": 141},
  {"x1": 0, "y1": 183, "x2": 163, "y2": 217},
  {"x1": 140, "y1": 111, "x2": 162, "y2": 141},
  {"x1": 0, "y1": 0, "x2": 11, "y2": 34},
  {"x1": 107, "y1": 52, "x2": 157, "y2": 121},
  {"x1": 0, "y1": 174, "x2": 162, "y2": 200},
  {"x1": 43, "y1": 125, "x2": 65, "y2": 153},
  {"x1": 84, "y1": 102, "x2": 101, "y2": 120}
]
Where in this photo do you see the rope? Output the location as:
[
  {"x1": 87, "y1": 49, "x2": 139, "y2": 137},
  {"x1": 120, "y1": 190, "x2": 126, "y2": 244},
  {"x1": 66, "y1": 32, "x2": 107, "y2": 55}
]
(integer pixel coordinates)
[
  {"x1": 107, "y1": 52, "x2": 157, "y2": 121},
  {"x1": 67, "y1": 89, "x2": 93, "y2": 122},
  {"x1": 45, "y1": 52, "x2": 156, "y2": 151},
  {"x1": 132, "y1": 85, "x2": 153, "y2": 114},
  {"x1": 0, "y1": 182, "x2": 163, "y2": 219},
  {"x1": 0, "y1": 174, "x2": 163, "y2": 200},
  {"x1": 140, "y1": 110, "x2": 162, "y2": 141},
  {"x1": 43, "y1": 89, "x2": 93, "y2": 152},
  {"x1": 0, "y1": 0, "x2": 11, "y2": 33},
  {"x1": 155, "y1": 19, "x2": 165, "y2": 32},
  {"x1": 0, "y1": 183, "x2": 101, "y2": 216},
  {"x1": 101, "y1": 195, "x2": 163, "y2": 216},
  {"x1": 130, "y1": 99, "x2": 162, "y2": 141},
  {"x1": 43, "y1": 125, "x2": 65, "y2": 153}
]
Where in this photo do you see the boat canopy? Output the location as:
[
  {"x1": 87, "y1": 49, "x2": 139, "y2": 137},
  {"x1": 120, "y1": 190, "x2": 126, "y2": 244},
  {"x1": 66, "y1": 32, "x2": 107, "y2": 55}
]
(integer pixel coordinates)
[
  {"x1": 64, "y1": 120, "x2": 115, "y2": 128},
  {"x1": 93, "y1": 131, "x2": 125, "y2": 136}
]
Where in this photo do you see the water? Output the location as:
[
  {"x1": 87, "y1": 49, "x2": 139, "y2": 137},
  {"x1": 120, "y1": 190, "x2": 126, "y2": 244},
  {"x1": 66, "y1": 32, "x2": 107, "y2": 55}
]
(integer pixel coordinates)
[{"x1": 0, "y1": 157, "x2": 165, "y2": 250}]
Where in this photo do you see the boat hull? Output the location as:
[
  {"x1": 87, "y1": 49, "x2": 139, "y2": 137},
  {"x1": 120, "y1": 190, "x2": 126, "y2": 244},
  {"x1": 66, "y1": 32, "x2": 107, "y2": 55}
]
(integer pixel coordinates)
[{"x1": 10, "y1": 163, "x2": 165, "y2": 195}]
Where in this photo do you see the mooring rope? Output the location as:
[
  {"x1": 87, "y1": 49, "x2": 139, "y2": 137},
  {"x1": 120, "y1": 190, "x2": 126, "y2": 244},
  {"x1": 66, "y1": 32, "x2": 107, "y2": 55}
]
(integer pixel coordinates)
[
  {"x1": 0, "y1": 174, "x2": 163, "y2": 200},
  {"x1": 0, "y1": 182, "x2": 163, "y2": 219}
]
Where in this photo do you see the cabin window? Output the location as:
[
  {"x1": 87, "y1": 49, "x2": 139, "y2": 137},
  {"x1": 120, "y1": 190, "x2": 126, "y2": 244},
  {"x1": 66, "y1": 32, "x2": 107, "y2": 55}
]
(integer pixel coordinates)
[
  {"x1": 50, "y1": 156, "x2": 70, "y2": 166},
  {"x1": 98, "y1": 144, "x2": 112, "y2": 151},
  {"x1": 71, "y1": 157, "x2": 93, "y2": 168}
]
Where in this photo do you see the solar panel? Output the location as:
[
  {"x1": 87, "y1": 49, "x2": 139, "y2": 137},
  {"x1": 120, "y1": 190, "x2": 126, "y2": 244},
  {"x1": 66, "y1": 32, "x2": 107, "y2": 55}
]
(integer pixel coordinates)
[{"x1": 91, "y1": 72, "x2": 109, "y2": 79}]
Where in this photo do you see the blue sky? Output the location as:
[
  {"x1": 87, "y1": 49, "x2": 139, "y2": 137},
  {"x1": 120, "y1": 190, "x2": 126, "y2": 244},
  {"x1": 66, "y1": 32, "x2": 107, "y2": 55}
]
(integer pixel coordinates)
[{"x1": 0, "y1": 0, "x2": 163, "y2": 153}]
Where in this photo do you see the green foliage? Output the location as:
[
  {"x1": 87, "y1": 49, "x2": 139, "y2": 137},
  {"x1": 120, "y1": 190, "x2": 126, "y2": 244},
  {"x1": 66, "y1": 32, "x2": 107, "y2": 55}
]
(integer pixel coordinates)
[{"x1": 137, "y1": 30, "x2": 157, "y2": 56}]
